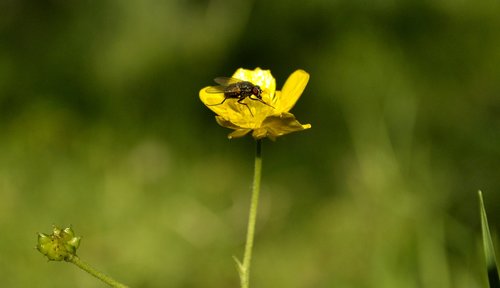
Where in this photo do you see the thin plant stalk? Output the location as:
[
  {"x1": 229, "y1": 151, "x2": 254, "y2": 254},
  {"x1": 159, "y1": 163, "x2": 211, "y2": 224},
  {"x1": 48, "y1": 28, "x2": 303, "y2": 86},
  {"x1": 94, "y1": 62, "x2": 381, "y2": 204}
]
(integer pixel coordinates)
[
  {"x1": 67, "y1": 255, "x2": 130, "y2": 288},
  {"x1": 235, "y1": 139, "x2": 263, "y2": 288}
]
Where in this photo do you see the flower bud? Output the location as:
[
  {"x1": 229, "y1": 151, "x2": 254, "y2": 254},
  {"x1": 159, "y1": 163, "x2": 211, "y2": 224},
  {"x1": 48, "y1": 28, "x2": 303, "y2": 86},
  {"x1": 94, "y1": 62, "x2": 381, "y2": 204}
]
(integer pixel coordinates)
[{"x1": 37, "y1": 226, "x2": 81, "y2": 261}]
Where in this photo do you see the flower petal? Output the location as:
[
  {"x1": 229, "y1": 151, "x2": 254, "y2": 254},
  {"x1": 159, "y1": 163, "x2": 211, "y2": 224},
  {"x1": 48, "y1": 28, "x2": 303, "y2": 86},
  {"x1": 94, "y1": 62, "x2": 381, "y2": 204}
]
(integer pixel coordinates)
[
  {"x1": 228, "y1": 129, "x2": 252, "y2": 139},
  {"x1": 252, "y1": 127, "x2": 271, "y2": 140},
  {"x1": 199, "y1": 86, "x2": 227, "y2": 113},
  {"x1": 252, "y1": 112, "x2": 311, "y2": 140},
  {"x1": 232, "y1": 68, "x2": 276, "y2": 96},
  {"x1": 276, "y1": 69, "x2": 310, "y2": 113},
  {"x1": 215, "y1": 116, "x2": 252, "y2": 138},
  {"x1": 215, "y1": 116, "x2": 242, "y2": 130}
]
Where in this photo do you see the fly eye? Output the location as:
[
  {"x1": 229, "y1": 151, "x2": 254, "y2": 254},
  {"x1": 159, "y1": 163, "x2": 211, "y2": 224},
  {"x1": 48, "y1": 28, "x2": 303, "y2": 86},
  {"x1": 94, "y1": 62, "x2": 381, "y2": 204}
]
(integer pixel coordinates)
[{"x1": 253, "y1": 87, "x2": 262, "y2": 97}]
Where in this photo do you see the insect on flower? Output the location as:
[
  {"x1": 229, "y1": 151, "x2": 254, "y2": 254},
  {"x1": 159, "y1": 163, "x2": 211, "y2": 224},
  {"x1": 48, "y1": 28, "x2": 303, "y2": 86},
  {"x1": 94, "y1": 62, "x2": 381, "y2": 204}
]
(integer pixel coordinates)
[{"x1": 206, "y1": 77, "x2": 274, "y2": 116}]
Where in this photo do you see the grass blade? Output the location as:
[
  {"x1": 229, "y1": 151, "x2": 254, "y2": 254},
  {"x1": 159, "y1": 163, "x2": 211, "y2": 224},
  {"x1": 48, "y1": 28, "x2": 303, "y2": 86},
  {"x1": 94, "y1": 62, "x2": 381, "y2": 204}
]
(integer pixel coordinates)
[{"x1": 479, "y1": 190, "x2": 500, "y2": 288}]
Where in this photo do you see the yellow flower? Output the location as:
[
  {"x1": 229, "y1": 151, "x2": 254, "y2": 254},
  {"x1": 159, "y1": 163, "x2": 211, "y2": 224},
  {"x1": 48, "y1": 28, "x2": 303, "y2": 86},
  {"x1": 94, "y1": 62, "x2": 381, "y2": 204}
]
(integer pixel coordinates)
[{"x1": 199, "y1": 68, "x2": 311, "y2": 140}]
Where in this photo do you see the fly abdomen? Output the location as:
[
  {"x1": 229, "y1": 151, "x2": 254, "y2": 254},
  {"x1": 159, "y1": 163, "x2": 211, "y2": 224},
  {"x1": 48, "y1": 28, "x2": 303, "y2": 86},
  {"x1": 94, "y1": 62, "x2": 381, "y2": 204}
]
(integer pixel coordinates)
[{"x1": 224, "y1": 84, "x2": 243, "y2": 99}]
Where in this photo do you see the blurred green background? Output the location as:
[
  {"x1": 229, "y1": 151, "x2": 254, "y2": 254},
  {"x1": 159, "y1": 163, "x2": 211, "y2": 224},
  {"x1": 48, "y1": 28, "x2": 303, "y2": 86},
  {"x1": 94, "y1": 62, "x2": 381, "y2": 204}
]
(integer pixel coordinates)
[{"x1": 1, "y1": 0, "x2": 500, "y2": 287}]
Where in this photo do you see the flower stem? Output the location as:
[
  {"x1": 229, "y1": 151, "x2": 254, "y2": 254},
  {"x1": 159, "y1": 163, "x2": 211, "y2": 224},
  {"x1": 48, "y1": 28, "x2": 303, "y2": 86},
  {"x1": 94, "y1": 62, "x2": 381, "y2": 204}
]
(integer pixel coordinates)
[
  {"x1": 238, "y1": 139, "x2": 263, "y2": 288},
  {"x1": 67, "y1": 255, "x2": 130, "y2": 288}
]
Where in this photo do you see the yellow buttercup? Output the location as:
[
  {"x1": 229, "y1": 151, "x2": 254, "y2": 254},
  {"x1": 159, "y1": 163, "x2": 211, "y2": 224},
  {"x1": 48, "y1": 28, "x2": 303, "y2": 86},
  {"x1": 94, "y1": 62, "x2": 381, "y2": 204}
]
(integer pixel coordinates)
[{"x1": 200, "y1": 67, "x2": 311, "y2": 140}]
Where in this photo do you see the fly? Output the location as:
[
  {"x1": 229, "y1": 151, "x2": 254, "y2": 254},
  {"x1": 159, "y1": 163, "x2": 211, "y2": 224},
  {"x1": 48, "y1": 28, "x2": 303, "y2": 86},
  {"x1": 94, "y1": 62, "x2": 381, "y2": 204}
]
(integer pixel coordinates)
[{"x1": 205, "y1": 77, "x2": 274, "y2": 116}]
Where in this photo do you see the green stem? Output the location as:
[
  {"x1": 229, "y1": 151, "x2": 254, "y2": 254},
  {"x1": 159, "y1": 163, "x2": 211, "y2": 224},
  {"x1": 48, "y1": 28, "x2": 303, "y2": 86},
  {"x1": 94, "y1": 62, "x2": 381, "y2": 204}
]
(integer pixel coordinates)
[
  {"x1": 67, "y1": 255, "x2": 130, "y2": 288},
  {"x1": 238, "y1": 139, "x2": 263, "y2": 288}
]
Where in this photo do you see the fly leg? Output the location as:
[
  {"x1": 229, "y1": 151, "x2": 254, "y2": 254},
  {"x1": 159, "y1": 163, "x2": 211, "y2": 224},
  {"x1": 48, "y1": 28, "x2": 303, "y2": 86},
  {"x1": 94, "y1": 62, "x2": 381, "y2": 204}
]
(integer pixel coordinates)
[
  {"x1": 238, "y1": 98, "x2": 254, "y2": 117},
  {"x1": 249, "y1": 95, "x2": 275, "y2": 109},
  {"x1": 206, "y1": 96, "x2": 254, "y2": 117},
  {"x1": 207, "y1": 97, "x2": 228, "y2": 106}
]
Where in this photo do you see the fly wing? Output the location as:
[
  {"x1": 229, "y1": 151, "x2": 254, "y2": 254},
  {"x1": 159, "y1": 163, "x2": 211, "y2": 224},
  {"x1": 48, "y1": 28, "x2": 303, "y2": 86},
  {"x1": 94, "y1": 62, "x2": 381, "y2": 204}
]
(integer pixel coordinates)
[
  {"x1": 205, "y1": 85, "x2": 225, "y2": 94},
  {"x1": 213, "y1": 77, "x2": 245, "y2": 86}
]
